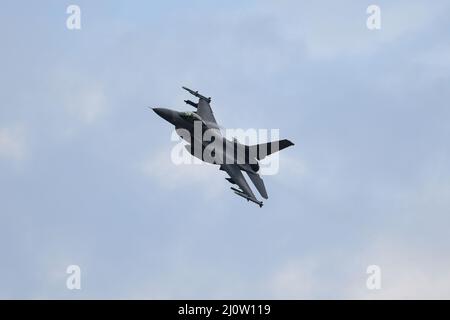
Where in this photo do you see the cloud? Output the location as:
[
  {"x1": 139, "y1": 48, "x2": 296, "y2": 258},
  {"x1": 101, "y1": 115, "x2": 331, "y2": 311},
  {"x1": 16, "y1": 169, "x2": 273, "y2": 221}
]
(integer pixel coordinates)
[
  {"x1": 65, "y1": 86, "x2": 107, "y2": 124},
  {"x1": 270, "y1": 153, "x2": 307, "y2": 179},
  {"x1": 269, "y1": 258, "x2": 317, "y2": 299},
  {"x1": 0, "y1": 124, "x2": 26, "y2": 161},
  {"x1": 1, "y1": 0, "x2": 450, "y2": 299},
  {"x1": 140, "y1": 144, "x2": 225, "y2": 198},
  {"x1": 412, "y1": 44, "x2": 450, "y2": 81},
  {"x1": 265, "y1": 0, "x2": 443, "y2": 60},
  {"x1": 348, "y1": 239, "x2": 450, "y2": 299},
  {"x1": 266, "y1": 236, "x2": 450, "y2": 300},
  {"x1": 49, "y1": 68, "x2": 108, "y2": 125}
]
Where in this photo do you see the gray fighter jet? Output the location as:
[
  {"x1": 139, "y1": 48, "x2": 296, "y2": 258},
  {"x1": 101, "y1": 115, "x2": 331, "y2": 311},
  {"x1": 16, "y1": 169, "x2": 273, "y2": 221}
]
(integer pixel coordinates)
[{"x1": 152, "y1": 87, "x2": 294, "y2": 207}]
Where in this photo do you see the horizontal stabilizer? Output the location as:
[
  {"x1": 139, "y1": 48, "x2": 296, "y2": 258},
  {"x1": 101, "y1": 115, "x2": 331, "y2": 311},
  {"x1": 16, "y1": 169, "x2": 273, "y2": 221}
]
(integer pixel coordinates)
[{"x1": 248, "y1": 139, "x2": 294, "y2": 160}]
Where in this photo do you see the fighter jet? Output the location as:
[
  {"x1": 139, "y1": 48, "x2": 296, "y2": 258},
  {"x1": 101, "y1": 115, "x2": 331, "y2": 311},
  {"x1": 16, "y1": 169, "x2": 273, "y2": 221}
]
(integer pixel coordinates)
[{"x1": 152, "y1": 87, "x2": 294, "y2": 207}]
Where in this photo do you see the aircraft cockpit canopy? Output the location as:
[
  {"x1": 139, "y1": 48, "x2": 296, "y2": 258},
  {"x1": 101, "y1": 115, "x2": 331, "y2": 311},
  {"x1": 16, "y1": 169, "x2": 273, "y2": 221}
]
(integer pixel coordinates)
[{"x1": 180, "y1": 111, "x2": 202, "y2": 121}]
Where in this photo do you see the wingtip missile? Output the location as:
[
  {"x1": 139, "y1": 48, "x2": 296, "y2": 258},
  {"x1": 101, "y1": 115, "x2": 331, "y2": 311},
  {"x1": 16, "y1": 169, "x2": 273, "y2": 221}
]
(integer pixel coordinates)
[
  {"x1": 182, "y1": 86, "x2": 194, "y2": 93},
  {"x1": 182, "y1": 86, "x2": 211, "y2": 103}
]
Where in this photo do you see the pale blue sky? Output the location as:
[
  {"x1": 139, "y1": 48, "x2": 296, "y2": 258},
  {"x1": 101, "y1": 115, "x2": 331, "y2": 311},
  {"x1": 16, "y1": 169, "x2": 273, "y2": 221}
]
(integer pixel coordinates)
[{"x1": 1, "y1": 0, "x2": 450, "y2": 298}]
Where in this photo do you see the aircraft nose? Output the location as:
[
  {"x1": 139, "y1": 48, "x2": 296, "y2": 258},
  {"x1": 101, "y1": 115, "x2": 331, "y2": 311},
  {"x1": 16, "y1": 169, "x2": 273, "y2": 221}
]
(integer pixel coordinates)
[{"x1": 152, "y1": 108, "x2": 173, "y2": 122}]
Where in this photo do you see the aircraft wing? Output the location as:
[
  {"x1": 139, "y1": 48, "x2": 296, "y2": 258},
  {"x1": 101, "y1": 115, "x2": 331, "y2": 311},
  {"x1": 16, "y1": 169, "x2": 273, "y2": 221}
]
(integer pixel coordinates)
[
  {"x1": 248, "y1": 139, "x2": 294, "y2": 160},
  {"x1": 246, "y1": 170, "x2": 268, "y2": 199},
  {"x1": 197, "y1": 98, "x2": 218, "y2": 127},
  {"x1": 220, "y1": 164, "x2": 263, "y2": 207},
  {"x1": 182, "y1": 86, "x2": 218, "y2": 128}
]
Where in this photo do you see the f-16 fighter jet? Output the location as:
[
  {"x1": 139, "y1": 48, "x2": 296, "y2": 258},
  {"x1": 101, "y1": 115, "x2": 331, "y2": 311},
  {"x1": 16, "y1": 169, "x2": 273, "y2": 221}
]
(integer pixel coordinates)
[{"x1": 152, "y1": 87, "x2": 294, "y2": 207}]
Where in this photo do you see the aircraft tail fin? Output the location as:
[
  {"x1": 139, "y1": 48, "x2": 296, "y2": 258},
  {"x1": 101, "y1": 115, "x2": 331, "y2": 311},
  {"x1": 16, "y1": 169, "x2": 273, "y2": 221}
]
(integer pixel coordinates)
[{"x1": 247, "y1": 139, "x2": 294, "y2": 160}]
